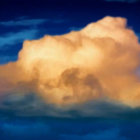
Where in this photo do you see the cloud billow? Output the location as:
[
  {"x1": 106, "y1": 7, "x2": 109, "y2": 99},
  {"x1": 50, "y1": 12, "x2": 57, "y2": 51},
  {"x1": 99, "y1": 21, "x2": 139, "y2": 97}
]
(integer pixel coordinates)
[{"x1": 0, "y1": 16, "x2": 140, "y2": 118}]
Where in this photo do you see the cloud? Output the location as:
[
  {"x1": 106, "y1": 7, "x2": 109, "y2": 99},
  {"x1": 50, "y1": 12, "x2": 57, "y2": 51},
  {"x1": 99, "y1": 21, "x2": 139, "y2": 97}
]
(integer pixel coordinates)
[
  {"x1": 104, "y1": 0, "x2": 139, "y2": 3},
  {"x1": 0, "y1": 17, "x2": 67, "y2": 64},
  {"x1": 0, "y1": 118, "x2": 140, "y2": 140},
  {"x1": 61, "y1": 128, "x2": 127, "y2": 140},
  {"x1": 0, "y1": 29, "x2": 39, "y2": 64},
  {"x1": 1, "y1": 122, "x2": 50, "y2": 135},
  {"x1": 0, "y1": 29, "x2": 39, "y2": 48},
  {"x1": 0, "y1": 18, "x2": 66, "y2": 27},
  {"x1": 0, "y1": 18, "x2": 47, "y2": 27},
  {"x1": 0, "y1": 16, "x2": 140, "y2": 113},
  {"x1": 0, "y1": 121, "x2": 50, "y2": 140},
  {"x1": 0, "y1": 92, "x2": 140, "y2": 120},
  {"x1": 68, "y1": 27, "x2": 82, "y2": 32},
  {"x1": 0, "y1": 55, "x2": 17, "y2": 65}
]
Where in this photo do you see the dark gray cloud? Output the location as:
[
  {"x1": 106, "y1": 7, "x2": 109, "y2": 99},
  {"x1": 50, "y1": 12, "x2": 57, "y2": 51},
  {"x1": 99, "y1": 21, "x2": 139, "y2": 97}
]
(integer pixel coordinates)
[{"x1": 0, "y1": 93, "x2": 140, "y2": 120}]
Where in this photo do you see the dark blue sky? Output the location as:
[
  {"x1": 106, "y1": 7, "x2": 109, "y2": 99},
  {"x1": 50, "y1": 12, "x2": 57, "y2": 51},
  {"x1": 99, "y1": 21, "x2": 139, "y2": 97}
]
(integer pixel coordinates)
[
  {"x1": 0, "y1": 0, "x2": 140, "y2": 64},
  {"x1": 0, "y1": 0, "x2": 140, "y2": 140}
]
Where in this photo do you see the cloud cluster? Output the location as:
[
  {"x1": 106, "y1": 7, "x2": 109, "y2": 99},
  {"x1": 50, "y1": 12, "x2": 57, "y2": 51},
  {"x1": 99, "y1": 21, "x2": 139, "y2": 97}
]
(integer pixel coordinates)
[{"x1": 0, "y1": 16, "x2": 140, "y2": 108}]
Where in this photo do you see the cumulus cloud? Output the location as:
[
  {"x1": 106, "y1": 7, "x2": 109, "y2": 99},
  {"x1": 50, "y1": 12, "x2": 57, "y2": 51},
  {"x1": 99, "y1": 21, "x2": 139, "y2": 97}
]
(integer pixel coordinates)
[
  {"x1": 0, "y1": 29, "x2": 39, "y2": 64},
  {"x1": 0, "y1": 16, "x2": 140, "y2": 109}
]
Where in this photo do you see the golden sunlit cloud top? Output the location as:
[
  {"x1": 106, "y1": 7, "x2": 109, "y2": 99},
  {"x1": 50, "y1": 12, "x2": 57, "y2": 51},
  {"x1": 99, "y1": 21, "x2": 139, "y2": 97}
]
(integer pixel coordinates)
[{"x1": 0, "y1": 16, "x2": 140, "y2": 106}]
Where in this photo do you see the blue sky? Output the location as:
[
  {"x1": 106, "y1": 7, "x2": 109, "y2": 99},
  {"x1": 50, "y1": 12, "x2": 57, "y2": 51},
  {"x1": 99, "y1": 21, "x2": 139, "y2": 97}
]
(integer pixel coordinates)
[
  {"x1": 0, "y1": 0, "x2": 140, "y2": 139},
  {"x1": 0, "y1": 0, "x2": 140, "y2": 64},
  {"x1": 0, "y1": 118, "x2": 140, "y2": 140}
]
